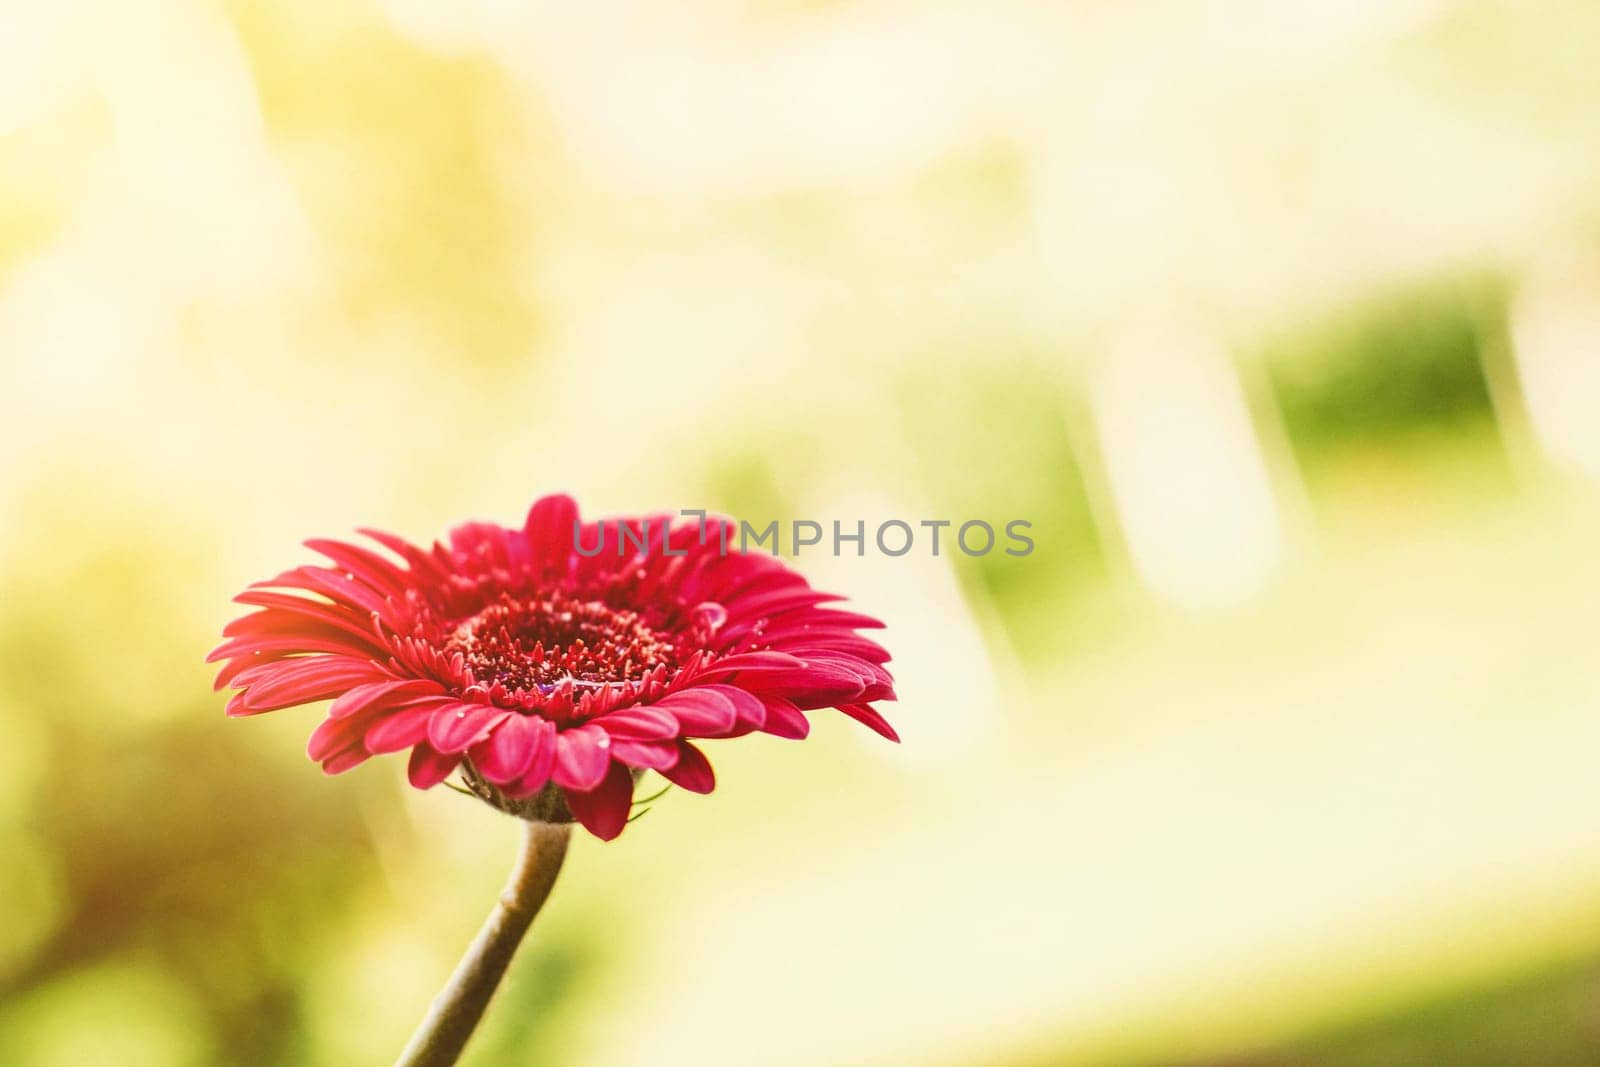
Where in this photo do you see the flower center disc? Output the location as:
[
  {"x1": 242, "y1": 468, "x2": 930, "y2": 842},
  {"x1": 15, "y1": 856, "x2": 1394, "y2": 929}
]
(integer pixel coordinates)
[{"x1": 445, "y1": 593, "x2": 681, "y2": 692}]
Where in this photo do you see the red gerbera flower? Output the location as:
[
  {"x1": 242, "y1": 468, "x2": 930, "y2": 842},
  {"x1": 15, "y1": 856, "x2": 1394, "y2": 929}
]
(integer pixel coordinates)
[{"x1": 209, "y1": 494, "x2": 897, "y2": 840}]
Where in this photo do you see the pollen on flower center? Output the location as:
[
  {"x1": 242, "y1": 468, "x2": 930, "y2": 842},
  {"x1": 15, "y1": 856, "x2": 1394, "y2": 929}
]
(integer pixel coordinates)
[{"x1": 444, "y1": 592, "x2": 681, "y2": 692}]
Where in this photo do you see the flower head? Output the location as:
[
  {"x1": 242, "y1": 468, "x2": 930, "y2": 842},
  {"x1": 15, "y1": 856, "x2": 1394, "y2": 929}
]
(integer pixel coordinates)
[{"x1": 210, "y1": 495, "x2": 897, "y2": 839}]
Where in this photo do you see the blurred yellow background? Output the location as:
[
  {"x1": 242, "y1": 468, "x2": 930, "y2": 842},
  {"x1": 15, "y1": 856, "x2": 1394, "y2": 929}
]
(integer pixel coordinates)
[{"x1": 6, "y1": 1, "x2": 1600, "y2": 1064}]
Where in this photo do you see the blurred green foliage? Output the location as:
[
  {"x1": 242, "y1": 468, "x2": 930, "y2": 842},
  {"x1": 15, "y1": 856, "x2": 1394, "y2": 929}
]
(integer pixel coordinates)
[
  {"x1": 897, "y1": 356, "x2": 1105, "y2": 663},
  {"x1": 1262, "y1": 278, "x2": 1511, "y2": 475},
  {"x1": 226, "y1": 0, "x2": 545, "y2": 367},
  {"x1": 1220, "y1": 954, "x2": 1600, "y2": 1067},
  {"x1": 0, "y1": 541, "x2": 366, "y2": 1063},
  {"x1": 6, "y1": 1, "x2": 1600, "y2": 1064}
]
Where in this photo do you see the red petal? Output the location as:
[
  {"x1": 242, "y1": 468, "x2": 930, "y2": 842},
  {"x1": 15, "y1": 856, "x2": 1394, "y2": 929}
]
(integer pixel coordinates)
[
  {"x1": 358, "y1": 527, "x2": 446, "y2": 584},
  {"x1": 303, "y1": 537, "x2": 409, "y2": 595},
  {"x1": 758, "y1": 696, "x2": 810, "y2": 740},
  {"x1": 427, "y1": 704, "x2": 510, "y2": 755},
  {"x1": 805, "y1": 609, "x2": 887, "y2": 630},
  {"x1": 329, "y1": 679, "x2": 442, "y2": 720},
  {"x1": 321, "y1": 744, "x2": 372, "y2": 775},
  {"x1": 523, "y1": 494, "x2": 579, "y2": 574},
  {"x1": 238, "y1": 656, "x2": 389, "y2": 712},
  {"x1": 207, "y1": 633, "x2": 372, "y2": 664},
  {"x1": 701, "y1": 684, "x2": 766, "y2": 733},
  {"x1": 765, "y1": 632, "x2": 892, "y2": 663},
  {"x1": 838, "y1": 702, "x2": 900, "y2": 742},
  {"x1": 226, "y1": 594, "x2": 386, "y2": 651},
  {"x1": 660, "y1": 741, "x2": 715, "y2": 794},
  {"x1": 563, "y1": 761, "x2": 634, "y2": 841},
  {"x1": 550, "y1": 725, "x2": 611, "y2": 791},
  {"x1": 364, "y1": 702, "x2": 447, "y2": 754},
  {"x1": 407, "y1": 744, "x2": 460, "y2": 789},
  {"x1": 471, "y1": 713, "x2": 541, "y2": 783},
  {"x1": 506, "y1": 718, "x2": 558, "y2": 797},
  {"x1": 655, "y1": 689, "x2": 738, "y2": 735},
  {"x1": 252, "y1": 565, "x2": 391, "y2": 619},
  {"x1": 594, "y1": 706, "x2": 679, "y2": 741},
  {"x1": 306, "y1": 714, "x2": 369, "y2": 761},
  {"x1": 698, "y1": 651, "x2": 808, "y2": 676},
  {"x1": 743, "y1": 666, "x2": 867, "y2": 708},
  {"x1": 722, "y1": 587, "x2": 842, "y2": 623},
  {"x1": 610, "y1": 739, "x2": 680, "y2": 771},
  {"x1": 448, "y1": 522, "x2": 510, "y2": 569}
]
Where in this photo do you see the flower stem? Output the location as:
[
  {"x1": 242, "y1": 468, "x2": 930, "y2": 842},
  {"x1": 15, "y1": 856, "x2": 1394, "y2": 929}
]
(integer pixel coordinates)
[{"x1": 395, "y1": 819, "x2": 572, "y2": 1067}]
